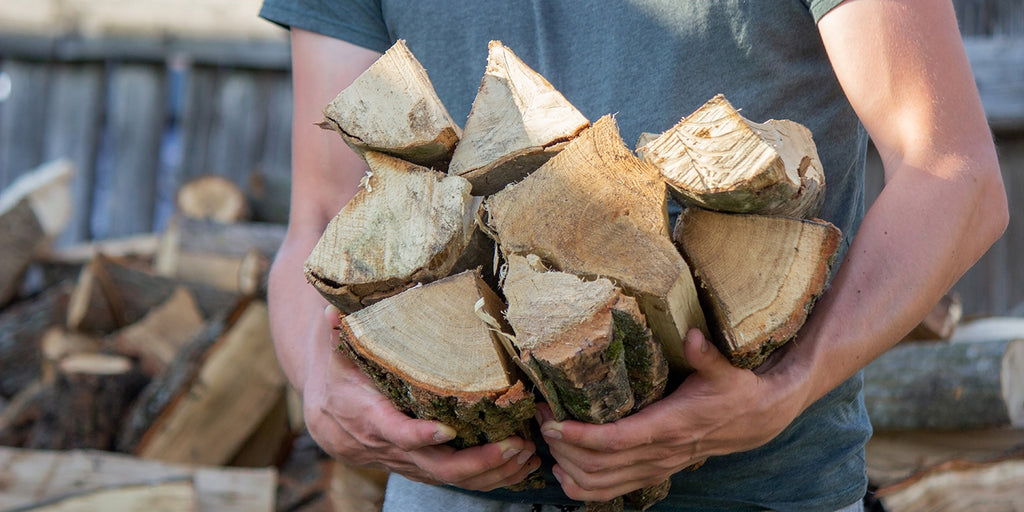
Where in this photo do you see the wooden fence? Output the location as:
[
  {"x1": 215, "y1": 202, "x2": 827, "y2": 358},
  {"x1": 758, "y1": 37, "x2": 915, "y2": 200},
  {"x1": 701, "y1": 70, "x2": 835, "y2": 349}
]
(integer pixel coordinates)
[{"x1": 1, "y1": 2, "x2": 1023, "y2": 316}]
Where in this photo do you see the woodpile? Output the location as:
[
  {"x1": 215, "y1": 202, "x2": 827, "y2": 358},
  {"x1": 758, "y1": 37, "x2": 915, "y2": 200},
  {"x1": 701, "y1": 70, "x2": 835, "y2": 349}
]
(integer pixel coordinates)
[
  {"x1": 0, "y1": 164, "x2": 352, "y2": 511},
  {"x1": 305, "y1": 40, "x2": 845, "y2": 511}
]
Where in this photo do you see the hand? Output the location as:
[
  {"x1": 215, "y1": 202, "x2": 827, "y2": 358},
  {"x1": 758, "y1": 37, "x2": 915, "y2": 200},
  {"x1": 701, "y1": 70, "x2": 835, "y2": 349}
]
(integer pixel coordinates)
[
  {"x1": 537, "y1": 328, "x2": 810, "y2": 502},
  {"x1": 303, "y1": 305, "x2": 542, "y2": 491}
]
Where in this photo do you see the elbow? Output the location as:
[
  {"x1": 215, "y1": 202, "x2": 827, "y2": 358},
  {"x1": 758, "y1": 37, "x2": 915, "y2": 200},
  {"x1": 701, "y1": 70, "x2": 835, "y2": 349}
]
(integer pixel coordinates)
[{"x1": 972, "y1": 161, "x2": 1009, "y2": 251}]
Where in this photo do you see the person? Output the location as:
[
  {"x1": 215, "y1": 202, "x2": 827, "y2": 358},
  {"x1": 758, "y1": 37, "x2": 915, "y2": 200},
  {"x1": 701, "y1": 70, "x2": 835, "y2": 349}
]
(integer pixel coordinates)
[{"x1": 258, "y1": 1, "x2": 1008, "y2": 510}]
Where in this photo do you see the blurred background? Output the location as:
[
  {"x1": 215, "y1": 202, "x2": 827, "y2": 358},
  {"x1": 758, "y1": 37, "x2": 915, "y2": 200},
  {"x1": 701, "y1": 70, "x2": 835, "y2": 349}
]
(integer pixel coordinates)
[{"x1": 0, "y1": 1, "x2": 1022, "y2": 512}]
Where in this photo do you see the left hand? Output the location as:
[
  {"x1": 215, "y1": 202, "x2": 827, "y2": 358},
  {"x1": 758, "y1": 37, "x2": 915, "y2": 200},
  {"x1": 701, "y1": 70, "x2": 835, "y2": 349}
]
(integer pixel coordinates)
[{"x1": 537, "y1": 328, "x2": 811, "y2": 502}]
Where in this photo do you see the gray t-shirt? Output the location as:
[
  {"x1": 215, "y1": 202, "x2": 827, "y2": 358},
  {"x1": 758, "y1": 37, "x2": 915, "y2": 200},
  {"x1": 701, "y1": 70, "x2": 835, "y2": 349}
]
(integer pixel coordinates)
[{"x1": 261, "y1": 2, "x2": 872, "y2": 510}]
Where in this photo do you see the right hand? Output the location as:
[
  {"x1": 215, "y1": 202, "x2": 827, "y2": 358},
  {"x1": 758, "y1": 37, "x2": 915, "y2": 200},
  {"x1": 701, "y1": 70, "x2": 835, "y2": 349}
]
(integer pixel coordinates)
[{"x1": 302, "y1": 305, "x2": 542, "y2": 491}]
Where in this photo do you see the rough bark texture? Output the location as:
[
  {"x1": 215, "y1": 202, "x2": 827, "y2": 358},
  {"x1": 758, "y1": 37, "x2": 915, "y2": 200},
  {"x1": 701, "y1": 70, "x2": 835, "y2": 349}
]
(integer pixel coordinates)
[
  {"x1": 486, "y1": 115, "x2": 706, "y2": 375},
  {"x1": 0, "y1": 281, "x2": 72, "y2": 398},
  {"x1": 337, "y1": 270, "x2": 536, "y2": 450},
  {"x1": 863, "y1": 338, "x2": 1024, "y2": 430}
]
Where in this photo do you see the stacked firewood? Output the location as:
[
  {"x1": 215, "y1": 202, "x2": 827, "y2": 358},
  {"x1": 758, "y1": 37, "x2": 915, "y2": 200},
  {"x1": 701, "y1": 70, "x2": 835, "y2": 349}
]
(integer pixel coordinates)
[
  {"x1": 0, "y1": 162, "x2": 368, "y2": 511},
  {"x1": 305, "y1": 40, "x2": 841, "y2": 511}
]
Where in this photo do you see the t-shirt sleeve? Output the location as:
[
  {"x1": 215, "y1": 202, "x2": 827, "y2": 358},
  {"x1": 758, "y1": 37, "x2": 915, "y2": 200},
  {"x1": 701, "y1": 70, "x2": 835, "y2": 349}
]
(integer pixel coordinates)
[
  {"x1": 804, "y1": 0, "x2": 848, "y2": 23},
  {"x1": 259, "y1": 0, "x2": 392, "y2": 53}
]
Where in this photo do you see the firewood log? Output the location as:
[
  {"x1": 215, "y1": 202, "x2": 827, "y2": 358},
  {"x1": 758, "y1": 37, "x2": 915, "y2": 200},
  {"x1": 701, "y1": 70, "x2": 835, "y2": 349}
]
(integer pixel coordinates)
[
  {"x1": 485, "y1": 115, "x2": 707, "y2": 374},
  {"x1": 175, "y1": 174, "x2": 249, "y2": 223},
  {"x1": 108, "y1": 286, "x2": 205, "y2": 376},
  {"x1": 638, "y1": 94, "x2": 824, "y2": 218},
  {"x1": 866, "y1": 428, "x2": 1024, "y2": 489},
  {"x1": 26, "y1": 353, "x2": 146, "y2": 451},
  {"x1": 39, "y1": 327, "x2": 102, "y2": 383},
  {"x1": 863, "y1": 338, "x2": 1024, "y2": 430},
  {"x1": 672, "y1": 207, "x2": 841, "y2": 368},
  {"x1": 0, "y1": 281, "x2": 72, "y2": 399},
  {"x1": 875, "y1": 459, "x2": 1024, "y2": 512},
  {"x1": 120, "y1": 300, "x2": 287, "y2": 465},
  {"x1": 337, "y1": 269, "x2": 535, "y2": 450},
  {"x1": 67, "y1": 253, "x2": 236, "y2": 334},
  {"x1": 903, "y1": 292, "x2": 962, "y2": 341},
  {"x1": 319, "y1": 39, "x2": 461, "y2": 169},
  {"x1": 0, "y1": 159, "x2": 73, "y2": 307},
  {"x1": 500, "y1": 254, "x2": 670, "y2": 512},
  {"x1": 305, "y1": 151, "x2": 480, "y2": 313},
  {"x1": 448, "y1": 41, "x2": 589, "y2": 195},
  {"x1": 155, "y1": 216, "x2": 284, "y2": 295},
  {"x1": 0, "y1": 380, "x2": 49, "y2": 447}
]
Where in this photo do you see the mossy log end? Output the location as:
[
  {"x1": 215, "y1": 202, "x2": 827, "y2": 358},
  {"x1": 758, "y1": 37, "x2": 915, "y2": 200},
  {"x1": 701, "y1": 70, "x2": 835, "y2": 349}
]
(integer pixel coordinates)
[
  {"x1": 639, "y1": 94, "x2": 825, "y2": 219},
  {"x1": 674, "y1": 208, "x2": 841, "y2": 368},
  {"x1": 448, "y1": 40, "x2": 589, "y2": 196},
  {"x1": 336, "y1": 270, "x2": 535, "y2": 449},
  {"x1": 486, "y1": 115, "x2": 706, "y2": 374},
  {"x1": 320, "y1": 40, "x2": 461, "y2": 169},
  {"x1": 304, "y1": 152, "x2": 479, "y2": 314}
]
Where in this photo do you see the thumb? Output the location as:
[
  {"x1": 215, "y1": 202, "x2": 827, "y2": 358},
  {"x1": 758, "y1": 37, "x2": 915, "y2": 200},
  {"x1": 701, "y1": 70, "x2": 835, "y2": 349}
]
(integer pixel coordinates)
[
  {"x1": 324, "y1": 304, "x2": 344, "y2": 328},
  {"x1": 683, "y1": 328, "x2": 734, "y2": 381},
  {"x1": 386, "y1": 415, "x2": 458, "y2": 451}
]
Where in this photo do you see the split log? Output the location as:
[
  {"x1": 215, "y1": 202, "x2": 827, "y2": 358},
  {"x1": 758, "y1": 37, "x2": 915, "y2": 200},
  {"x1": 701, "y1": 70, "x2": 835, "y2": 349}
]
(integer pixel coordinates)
[
  {"x1": 866, "y1": 428, "x2": 1024, "y2": 489},
  {"x1": 108, "y1": 286, "x2": 205, "y2": 376},
  {"x1": 326, "y1": 460, "x2": 390, "y2": 512},
  {"x1": 67, "y1": 253, "x2": 236, "y2": 334},
  {"x1": 0, "y1": 380, "x2": 50, "y2": 447},
  {"x1": 2, "y1": 478, "x2": 196, "y2": 512},
  {"x1": 638, "y1": 94, "x2": 824, "y2": 218},
  {"x1": 486, "y1": 115, "x2": 706, "y2": 374},
  {"x1": 39, "y1": 327, "x2": 102, "y2": 383},
  {"x1": 904, "y1": 292, "x2": 962, "y2": 341},
  {"x1": 27, "y1": 353, "x2": 146, "y2": 451},
  {"x1": 176, "y1": 174, "x2": 249, "y2": 223},
  {"x1": 949, "y1": 316, "x2": 1024, "y2": 344},
  {"x1": 155, "y1": 216, "x2": 284, "y2": 296},
  {"x1": 305, "y1": 151, "x2": 480, "y2": 313},
  {"x1": 500, "y1": 254, "x2": 670, "y2": 512},
  {"x1": 448, "y1": 41, "x2": 589, "y2": 195},
  {"x1": 337, "y1": 269, "x2": 535, "y2": 450},
  {"x1": 863, "y1": 338, "x2": 1024, "y2": 430},
  {"x1": 0, "y1": 281, "x2": 72, "y2": 398},
  {"x1": 875, "y1": 459, "x2": 1024, "y2": 512},
  {"x1": 0, "y1": 446, "x2": 276, "y2": 512},
  {"x1": 319, "y1": 39, "x2": 461, "y2": 169},
  {"x1": 501, "y1": 254, "x2": 667, "y2": 423},
  {"x1": 672, "y1": 207, "x2": 841, "y2": 368},
  {"x1": 40, "y1": 233, "x2": 161, "y2": 265},
  {"x1": 228, "y1": 388, "x2": 293, "y2": 468},
  {"x1": 0, "y1": 159, "x2": 73, "y2": 307},
  {"x1": 122, "y1": 300, "x2": 288, "y2": 465}
]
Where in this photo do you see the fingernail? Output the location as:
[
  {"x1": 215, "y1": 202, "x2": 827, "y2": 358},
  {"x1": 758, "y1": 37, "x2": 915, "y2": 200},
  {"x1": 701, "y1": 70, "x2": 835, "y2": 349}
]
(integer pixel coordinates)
[
  {"x1": 516, "y1": 450, "x2": 533, "y2": 465},
  {"x1": 433, "y1": 425, "x2": 457, "y2": 443},
  {"x1": 502, "y1": 448, "x2": 521, "y2": 460},
  {"x1": 700, "y1": 337, "x2": 709, "y2": 354},
  {"x1": 541, "y1": 421, "x2": 563, "y2": 440}
]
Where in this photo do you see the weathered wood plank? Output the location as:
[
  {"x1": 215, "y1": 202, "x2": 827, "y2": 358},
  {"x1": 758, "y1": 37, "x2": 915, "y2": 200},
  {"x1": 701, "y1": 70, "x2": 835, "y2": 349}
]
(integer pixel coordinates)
[
  {"x1": 963, "y1": 37, "x2": 1024, "y2": 130},
  {"x1": 207, "y1": 70, "x2": 266, "y2": 185},
  {"x1": 92, "y1": 63, "x2": 164, "y2": 238},
  {"x1": 0, "y1": 60, "x2": 49, "y2": 188},
  {"x1": 41, "y1": 63, "x2": 104, "y2": 245}
]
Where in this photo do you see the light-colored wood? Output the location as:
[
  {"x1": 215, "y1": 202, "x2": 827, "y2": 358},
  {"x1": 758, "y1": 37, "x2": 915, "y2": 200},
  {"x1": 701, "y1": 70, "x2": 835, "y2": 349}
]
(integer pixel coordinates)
[
  {"x1": 486, "y1": 115, "x2": 706, "y2": 374},
  {"x1": 3, "y1": 479, "x2": 197, "y2": 512},
  {"x1": 229, "y1": 388, "x2": 292, "y2": 468},
  {"x1": 876, "y1": 459, "x2": 1024, "y2": 512},
  {"x1": 175, "y1": 174, "x2": 249, "y2": 223},
  {"x1": 41, "y1": 233, "x2": 161, "y2": 265},
  {"x1": 639, "y1": 95, "x2": 824, "y2": 218},
  {"x1": 448, "y1": 40, "x2": 589, "y2": 195},
  {"x1": 673, "y1": 208, "x2": 841, "y2": 368},
  {"x1": 866, "y1": 428, "x2": 1024, "y2": 489},
  {"x1": 0, "y1": 446, "x2": 276, "y2": 512},
  {"x1": 863, "y1": 338, "x2": 1024, "y2": 430},
  {"x1": 320, "y1": 40, "x2": 460, "y2": 168},
  {"x1": 109, "y1": 286, "x2": 204, "y2": 376},
  {"x1": 305, "y1": 152, "x2": 479, "y2": 313},
  {"x1": 339, "y1": 270, "x2": 534, "y2": 449},
  {"x1": 39, "y1": 327, "x2": 102, "y2": 382},
  {"x1": 904, "y1": 292, "x2": 963, "y2": 341},
  {"x1": 0, "y1": 159, "x2": 73, "y2": 306},
  {"x1": 326, "y1": 460, "x2": 389, "y2": 512},
  {"x1": 135, "y1": 301, "x2": 288, "y2": 465}
]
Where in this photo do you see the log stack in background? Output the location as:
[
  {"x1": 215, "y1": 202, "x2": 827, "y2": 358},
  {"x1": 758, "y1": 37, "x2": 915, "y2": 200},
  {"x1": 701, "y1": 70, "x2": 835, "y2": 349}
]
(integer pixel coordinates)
[{"x1": 305, "y1": 39, "x2": 845, "y2": 512}]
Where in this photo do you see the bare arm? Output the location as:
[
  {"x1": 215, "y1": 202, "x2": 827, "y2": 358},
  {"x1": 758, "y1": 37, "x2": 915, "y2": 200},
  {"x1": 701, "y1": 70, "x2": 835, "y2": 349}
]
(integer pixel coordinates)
[
  {"x1": 267, "y1": 28, "x2": 540, "y2": 489},
  {"x1": 539, "y1": 0, "x2": 1009, "y2": 501}
]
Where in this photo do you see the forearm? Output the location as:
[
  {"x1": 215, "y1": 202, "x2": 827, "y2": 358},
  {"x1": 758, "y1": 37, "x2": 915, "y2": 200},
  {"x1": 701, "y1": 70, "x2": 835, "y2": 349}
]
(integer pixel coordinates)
[{"x1": 784, "y1": 156, "x2": 1007, "y2": 409}]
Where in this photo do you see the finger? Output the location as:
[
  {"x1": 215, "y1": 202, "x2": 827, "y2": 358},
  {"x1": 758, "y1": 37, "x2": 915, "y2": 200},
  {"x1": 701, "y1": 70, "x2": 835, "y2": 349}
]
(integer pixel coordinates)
[
  {"x1": 323, "y1": 304, "x2": 343, "y2": 328},
  {"x1": 682, "y1": 328, "x2": 735, "y2": 382},
  {"x1": 553, "y1": 464, "x2": 648, "y2": 504},
  {"x1": 377, "y1": 414, "x2": 458, "y2": 451},
  {"x1": 408, "y1": 437, "x2": 536, "y2": 488}
]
